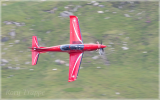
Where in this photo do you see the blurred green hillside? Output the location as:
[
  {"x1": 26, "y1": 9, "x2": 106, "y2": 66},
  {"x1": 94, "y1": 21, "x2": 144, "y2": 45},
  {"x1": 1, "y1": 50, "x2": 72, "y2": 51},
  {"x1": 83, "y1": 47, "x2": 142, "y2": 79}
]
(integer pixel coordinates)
[{"x1": 1, "y1": 1, "x2": 158, "y2": 99}]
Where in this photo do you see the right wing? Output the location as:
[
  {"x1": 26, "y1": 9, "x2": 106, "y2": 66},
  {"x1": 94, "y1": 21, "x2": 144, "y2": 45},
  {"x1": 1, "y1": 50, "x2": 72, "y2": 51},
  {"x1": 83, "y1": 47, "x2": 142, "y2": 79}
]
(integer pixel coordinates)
[
  {"x1": 68, "y1": 52, "x2": 83, "y2": 82},
  {"x1": 70, "y1": 15, "x2": 83, "y2": 44}
]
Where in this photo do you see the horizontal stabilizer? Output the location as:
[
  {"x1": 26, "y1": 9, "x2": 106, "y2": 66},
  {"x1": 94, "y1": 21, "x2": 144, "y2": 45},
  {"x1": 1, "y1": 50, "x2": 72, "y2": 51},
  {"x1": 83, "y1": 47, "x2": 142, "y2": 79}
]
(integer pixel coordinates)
[
  {"x1": 32, "y1": 36, "x2": 40, "y2": 65},
  {"x1": 32, "y1": 51, "x2": 39, "y2": 65},
  {"x1": 32, "y1": 36, "x2": 39, "y2": 48}
]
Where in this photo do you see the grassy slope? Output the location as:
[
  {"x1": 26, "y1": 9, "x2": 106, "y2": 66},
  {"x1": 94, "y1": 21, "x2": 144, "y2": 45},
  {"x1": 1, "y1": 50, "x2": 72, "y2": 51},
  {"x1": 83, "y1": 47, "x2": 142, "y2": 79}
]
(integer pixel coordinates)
[{"x1": 1, "y1": 1, "x2": 158, "y2": 99}]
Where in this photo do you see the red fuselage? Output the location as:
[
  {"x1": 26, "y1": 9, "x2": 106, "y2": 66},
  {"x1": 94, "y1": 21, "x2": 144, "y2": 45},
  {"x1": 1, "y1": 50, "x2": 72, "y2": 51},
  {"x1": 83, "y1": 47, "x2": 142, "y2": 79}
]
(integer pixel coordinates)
[{"x1": 32, "y1": 44, "x2": 106, "y2": 53}]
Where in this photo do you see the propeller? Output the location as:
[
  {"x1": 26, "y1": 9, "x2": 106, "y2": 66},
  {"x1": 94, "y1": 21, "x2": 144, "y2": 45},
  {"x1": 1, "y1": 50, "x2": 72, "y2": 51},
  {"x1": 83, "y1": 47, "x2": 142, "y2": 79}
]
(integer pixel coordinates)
[{"x1": 97, "y1": 40, "x2": 105, "y2": 55}]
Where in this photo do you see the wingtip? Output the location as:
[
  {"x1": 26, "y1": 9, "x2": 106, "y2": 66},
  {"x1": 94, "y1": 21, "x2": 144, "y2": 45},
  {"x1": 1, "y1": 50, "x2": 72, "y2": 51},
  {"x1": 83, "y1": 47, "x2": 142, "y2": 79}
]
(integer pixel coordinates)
[
  {"x1": 70, "y1": 15, "x2": 77, "y2": 18},
  {"x1": 68, "y1": 79, "x2": 76, "y2": 82},
  {"x1": 32, "y1": 62, "x2": 36, "y2": 66}
]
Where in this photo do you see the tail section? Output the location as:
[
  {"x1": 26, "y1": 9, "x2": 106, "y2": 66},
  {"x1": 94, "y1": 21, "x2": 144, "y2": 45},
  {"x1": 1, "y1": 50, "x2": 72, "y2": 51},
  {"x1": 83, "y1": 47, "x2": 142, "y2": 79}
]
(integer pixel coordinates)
[
  {"x1": 31, "y1": 36, "x2": 40, "y2": 65},
  {"x1": 32, "y1": 36, "x2": 39, "y2": 48}
]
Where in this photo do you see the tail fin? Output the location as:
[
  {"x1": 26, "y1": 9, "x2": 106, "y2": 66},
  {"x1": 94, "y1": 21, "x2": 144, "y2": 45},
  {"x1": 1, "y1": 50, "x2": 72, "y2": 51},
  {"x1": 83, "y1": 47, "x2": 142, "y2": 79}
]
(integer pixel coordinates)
[{"x1": 32, "y1": 36, "x2": 40, "y2": 65}]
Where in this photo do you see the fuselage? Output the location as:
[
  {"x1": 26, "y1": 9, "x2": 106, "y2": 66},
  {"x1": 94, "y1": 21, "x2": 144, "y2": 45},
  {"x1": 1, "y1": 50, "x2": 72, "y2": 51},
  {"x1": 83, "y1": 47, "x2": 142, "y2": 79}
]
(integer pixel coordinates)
[{"x1": 32, "y1": 44, "x2": 106, "y2": 53}]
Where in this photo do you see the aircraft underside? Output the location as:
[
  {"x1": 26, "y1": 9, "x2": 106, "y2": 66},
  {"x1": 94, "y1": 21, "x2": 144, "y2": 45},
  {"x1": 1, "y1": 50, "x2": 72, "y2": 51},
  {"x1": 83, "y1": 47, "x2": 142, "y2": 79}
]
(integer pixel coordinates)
[{"x1": 29, "y1": 15, "x2": 106, "y2": 82}]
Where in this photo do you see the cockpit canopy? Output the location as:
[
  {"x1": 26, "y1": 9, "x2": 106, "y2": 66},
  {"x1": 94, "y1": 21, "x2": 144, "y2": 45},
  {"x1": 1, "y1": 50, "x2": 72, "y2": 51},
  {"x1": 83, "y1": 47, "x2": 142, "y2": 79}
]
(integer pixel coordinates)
[{"x1": 60, "y1": 44, "x2": 84, "y2": 51}]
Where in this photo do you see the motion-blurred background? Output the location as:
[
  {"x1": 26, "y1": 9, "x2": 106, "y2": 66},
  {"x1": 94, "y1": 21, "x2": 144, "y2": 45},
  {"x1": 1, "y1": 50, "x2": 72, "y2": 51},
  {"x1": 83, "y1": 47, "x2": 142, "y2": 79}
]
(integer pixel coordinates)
[{"x1": 1, "y1": 0, "x2": 158, "y2": 99}]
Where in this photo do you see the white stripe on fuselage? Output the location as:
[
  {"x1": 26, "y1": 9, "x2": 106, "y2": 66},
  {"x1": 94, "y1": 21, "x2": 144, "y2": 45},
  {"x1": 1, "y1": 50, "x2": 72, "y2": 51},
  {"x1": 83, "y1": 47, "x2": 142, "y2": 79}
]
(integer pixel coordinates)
[{"x1": 38, "y1": 46, "x2": 58, "y2": 49}]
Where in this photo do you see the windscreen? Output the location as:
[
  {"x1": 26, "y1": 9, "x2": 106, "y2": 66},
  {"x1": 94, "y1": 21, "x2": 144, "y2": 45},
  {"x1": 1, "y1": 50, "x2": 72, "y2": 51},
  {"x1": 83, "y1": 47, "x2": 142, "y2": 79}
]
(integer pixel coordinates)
[{"x1": 60, "y1": 44, "x2": 84, "y2": 51}]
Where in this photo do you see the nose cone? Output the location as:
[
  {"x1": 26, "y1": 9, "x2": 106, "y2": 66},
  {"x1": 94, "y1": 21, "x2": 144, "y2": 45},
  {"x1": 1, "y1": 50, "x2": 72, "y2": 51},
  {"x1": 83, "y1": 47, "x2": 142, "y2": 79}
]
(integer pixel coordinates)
[{"x1": 101, "y1": 45, "x2": 106, "y2": 48}]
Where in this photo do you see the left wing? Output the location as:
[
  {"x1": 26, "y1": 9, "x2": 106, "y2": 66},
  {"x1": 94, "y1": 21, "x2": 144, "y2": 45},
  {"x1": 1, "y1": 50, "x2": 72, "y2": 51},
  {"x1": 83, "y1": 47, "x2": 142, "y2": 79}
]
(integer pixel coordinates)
[
  {"x1": 68, "y1": 52, "x2": 83, "y2": 82},
  {"x1": 70, "y1": 15, "x2": 83, "y2": 44}
]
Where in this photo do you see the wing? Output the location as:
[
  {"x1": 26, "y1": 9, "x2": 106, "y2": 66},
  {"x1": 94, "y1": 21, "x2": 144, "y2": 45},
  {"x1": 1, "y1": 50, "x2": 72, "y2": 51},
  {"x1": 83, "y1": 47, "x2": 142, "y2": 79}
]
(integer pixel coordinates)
[
  {"x1": 70, "y1": 15, "x2": 83, "y2": 44},
  {"x1": 68, "y1": 52, "x2": 83, "y2": 82}
]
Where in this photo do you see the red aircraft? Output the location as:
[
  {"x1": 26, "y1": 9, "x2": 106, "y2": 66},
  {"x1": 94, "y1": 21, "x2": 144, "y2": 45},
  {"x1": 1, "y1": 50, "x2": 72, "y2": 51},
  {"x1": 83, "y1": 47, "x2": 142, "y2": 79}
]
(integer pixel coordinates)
[{"x1": 29, "y1": 15, "x2": 106, "y2": 82}]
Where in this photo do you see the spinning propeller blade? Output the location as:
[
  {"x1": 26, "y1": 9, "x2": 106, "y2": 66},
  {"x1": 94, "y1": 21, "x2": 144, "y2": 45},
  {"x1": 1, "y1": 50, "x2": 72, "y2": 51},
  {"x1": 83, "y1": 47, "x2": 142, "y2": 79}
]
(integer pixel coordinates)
[{"x1": 97, "y1": 40, "x2": 105, "y2": 55}]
